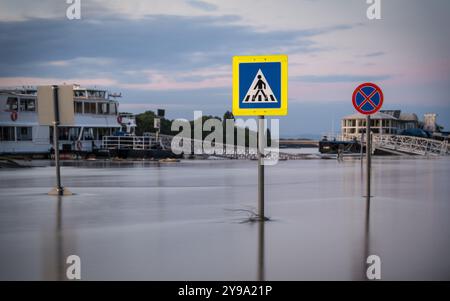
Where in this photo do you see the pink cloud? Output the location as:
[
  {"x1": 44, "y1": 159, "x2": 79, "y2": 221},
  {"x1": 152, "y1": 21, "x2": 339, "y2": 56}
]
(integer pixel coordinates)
[
  {"x1": 120, "y1": 67, "x2": 231, "y2": 91},
  {"x1": 0, "y1": 76, "x2": 118, "y2": 87}
]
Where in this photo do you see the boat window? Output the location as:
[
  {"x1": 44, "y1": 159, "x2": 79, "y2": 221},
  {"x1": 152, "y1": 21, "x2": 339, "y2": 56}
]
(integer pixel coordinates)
[
  {"x1": 19, "y1": 98, "x2": 36, "y2": 112},
  {"x1": 87, "y1": 90, "x2": 104, "y2": 98},
  {"x1": 71, "y1": 128, "x2": 80, "y2": 140},
  {"x1": 74, "y1": 90, "x2": 86, "y2": 98},
  {"x1": 58, "y1": 127, "x2": 69, "y2": 141},
  {"x1": 93, "y1": 128, "x2": 98, "y2": 140},
  {"x1": 0, "y1": 126, "x2": 16, "y2": 141},
  {"x1": 98, "y1": 102, "x2": 109, "y2": 114},
  {"x1": 110, "y1": 103, "x2": 117, "y2": 115},
  {"x1": 83, "y1": 128, "x2": 94, "y2": 140},
  {"x1": 84, "y1": 102, "x2": 91, "y2": 114},
  {"x1": 74, "y1": 101, "x2": 83, "y2": 114},
  {"x1": 56, "y1": 127, "x2": 79, "y2": 141},
  {"x1": 16, "y1": 127, "x2": 32, "y2": 141},
  {"x1": 5, "y1": 97, "x2": 18, "y2": 111},
  {"x1": 84, "y1": 102, "x2": 96, "y2": 114},
  {"x1": 97, "y1": 128, "x2": 109, "y2": 140}
]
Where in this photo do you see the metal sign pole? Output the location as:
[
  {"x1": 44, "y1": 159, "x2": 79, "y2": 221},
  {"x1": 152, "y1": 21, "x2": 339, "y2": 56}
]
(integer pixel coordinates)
[
  {"x1": 49, "y1": 85, "x2": 71, "y2": 196},
  {"x1": 366, "y1": 115, "x2": 371, "y2": 198},
  {"x1": 53, "y1": 86, "x2": 63, "y2": 195},
  {"x1": 258, "y1": 115, "x2": 265, "y2": 221}
]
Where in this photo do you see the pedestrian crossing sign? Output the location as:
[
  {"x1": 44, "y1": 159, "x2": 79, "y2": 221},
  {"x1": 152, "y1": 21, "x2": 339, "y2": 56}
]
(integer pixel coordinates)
[{"x1": 232, "y1": 55, "x2": 288, "y2": 116}]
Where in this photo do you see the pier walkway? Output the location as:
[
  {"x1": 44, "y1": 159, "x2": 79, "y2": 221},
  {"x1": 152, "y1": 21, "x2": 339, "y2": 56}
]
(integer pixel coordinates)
[{"x1": 102, "y1": 134, "x2": 309, "y2": 160}]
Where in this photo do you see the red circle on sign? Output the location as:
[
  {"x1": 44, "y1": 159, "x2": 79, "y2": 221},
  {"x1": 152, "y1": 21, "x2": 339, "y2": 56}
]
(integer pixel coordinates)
[
  {"x1": 352, "y1": 82, "x2": 383, "y2": 115},
  {"x1": 10, "y1": 111, "x2": 18, "y2": 121},
  {"x1": 117, "y1": 115, "x2": 122, "y2": 124}
]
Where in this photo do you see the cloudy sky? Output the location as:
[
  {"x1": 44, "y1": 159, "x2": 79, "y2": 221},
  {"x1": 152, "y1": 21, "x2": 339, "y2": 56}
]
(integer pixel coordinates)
[{"x1": 1, "y1": 0, "x2": 449, "y2": 137}]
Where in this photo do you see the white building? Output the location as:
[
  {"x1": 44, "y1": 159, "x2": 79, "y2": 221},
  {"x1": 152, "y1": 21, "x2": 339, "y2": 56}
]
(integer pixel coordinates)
[{"x1": 341, "y1": 110, "x2": 419, "y2": 139}]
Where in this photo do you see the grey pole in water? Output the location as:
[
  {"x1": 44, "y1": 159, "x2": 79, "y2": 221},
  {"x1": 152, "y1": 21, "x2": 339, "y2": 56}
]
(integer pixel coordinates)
[
  {"x1": 366, "y1": 115, "x2": 371, "y2": 199},
  {"x1": 53, "y1": 86, "x2": 63, "y2": 195},
  {"x1": 257, "y1": 115, "x2": 265, "y2": 221},
  {"x1": 49, "y1": 86, "x2": 71, "y2": 196}
]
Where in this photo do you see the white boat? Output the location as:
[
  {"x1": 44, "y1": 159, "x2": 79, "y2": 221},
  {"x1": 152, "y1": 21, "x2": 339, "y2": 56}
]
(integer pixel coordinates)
[{"x1": 0, "y1": 84, "x2": 136, "y2": 155}]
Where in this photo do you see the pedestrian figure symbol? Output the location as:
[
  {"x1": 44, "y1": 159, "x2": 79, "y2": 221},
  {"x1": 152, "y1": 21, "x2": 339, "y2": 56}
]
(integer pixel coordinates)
[
  {"x1": 254, "y1": 75, "x2": 267, "y2": 101},
  {"x1": 243, "y1": 69, "x2": 278, "y2": 103}
]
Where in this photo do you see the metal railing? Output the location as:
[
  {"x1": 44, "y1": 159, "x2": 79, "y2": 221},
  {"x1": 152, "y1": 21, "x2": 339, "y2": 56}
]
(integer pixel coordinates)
[
  {"x1": 161, "y1": 133, "x2": 259, "y2": 157},
  {"x1": 102, "y1": 135, "x2": 158, "y2": 150},
  {"x1": 372, "y1": 134, "x2": 449, "y2": 156}
]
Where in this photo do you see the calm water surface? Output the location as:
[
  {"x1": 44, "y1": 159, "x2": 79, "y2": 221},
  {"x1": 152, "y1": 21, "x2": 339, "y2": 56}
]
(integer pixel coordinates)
[{"x1": 0, "y1": 157, "x2": 449, "y2": 280}]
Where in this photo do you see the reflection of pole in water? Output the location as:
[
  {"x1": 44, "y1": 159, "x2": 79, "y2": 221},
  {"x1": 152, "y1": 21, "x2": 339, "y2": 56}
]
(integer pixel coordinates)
[
  {"x1": 257, "y1": 221, "x2": 265, "y2": 281},
  {"x1": 56, "y1": 196, "x2": 64, "y2": 281},
  {"x1": 360, "y1": 132, "x2": 365, "y2": 169},
  {"x1": 363, "y1": 195, "x2": 371, "y2": 281}
]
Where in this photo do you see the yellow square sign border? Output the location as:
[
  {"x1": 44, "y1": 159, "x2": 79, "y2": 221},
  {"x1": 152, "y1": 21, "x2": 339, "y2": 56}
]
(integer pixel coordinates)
[{"x1": 232, "y1": 54, "x2": 288, "y2": 116}]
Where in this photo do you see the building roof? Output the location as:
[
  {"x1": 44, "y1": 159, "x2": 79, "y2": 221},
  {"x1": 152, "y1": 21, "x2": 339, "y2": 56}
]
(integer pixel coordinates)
[
  {"x1": 342, "y1": 112, "x2": 398, "y2": 120},
  {"x1": 380, "y1": 110, "x2": 401, "y2": 118}
]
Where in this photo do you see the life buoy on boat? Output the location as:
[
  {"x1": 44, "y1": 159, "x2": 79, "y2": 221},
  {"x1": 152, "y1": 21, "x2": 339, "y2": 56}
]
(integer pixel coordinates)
[
  {"x1": 10, "y1": 111, "x2": 18, "y2": 122},
  {"x1": 76, "y1": 140, "x2": 82, "y2": 151},
  {"x1": 117, "y1": 115, "x2": 123, "y2": 124}
]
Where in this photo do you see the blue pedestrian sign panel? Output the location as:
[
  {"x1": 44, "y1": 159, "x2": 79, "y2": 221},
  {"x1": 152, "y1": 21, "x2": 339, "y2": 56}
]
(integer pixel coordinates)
[
  {"x1": 352, "y1": 82, "x2": 384, "y2": 115},
  {"x1": 233, "y1": 55, "x2": 288, "y2": 116}
]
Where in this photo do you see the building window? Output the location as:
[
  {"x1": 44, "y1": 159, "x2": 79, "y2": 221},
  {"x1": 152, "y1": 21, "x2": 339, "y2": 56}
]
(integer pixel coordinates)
[
  {"x1": 74, "y1": 101, "x2": 83, "y2": 114},
  {"x1": 19, "y1": 98, "x2": 36, "y2": 112},
  {"x1": 0, "y1": 127, "x2": 15, "y2": 141},
  {"x1": 16, "y1": 127, "x2": 32, "y2": 141},
  {"x1": 5, "y1": 97, "x2": 18, "y2": 111}
]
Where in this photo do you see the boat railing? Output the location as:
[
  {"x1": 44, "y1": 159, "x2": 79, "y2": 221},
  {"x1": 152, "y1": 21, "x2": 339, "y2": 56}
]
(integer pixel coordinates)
[{"x1": 102, "y1": 135, "x2": 158, "y2": 150}]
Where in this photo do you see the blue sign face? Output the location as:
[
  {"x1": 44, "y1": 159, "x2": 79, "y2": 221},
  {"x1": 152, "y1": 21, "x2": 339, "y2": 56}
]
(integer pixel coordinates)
[{"x1": 239, "y1": 62, "x2": 281, "y2": 109}]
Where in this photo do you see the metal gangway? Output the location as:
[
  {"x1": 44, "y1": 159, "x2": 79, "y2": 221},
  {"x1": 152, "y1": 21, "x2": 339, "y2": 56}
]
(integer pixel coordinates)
[
  {"x1": 161, "y1": 133, "x2": 259, "y2": 159},
  {"x1": 102, "y1": 133, "x2": 303, "y2": 160},
  {"x1": 372, "y1": 134, "x2": 449, "y2": 156},
  {"x1": 159, "y1": 133, "x2": 311, "y2": 160}
]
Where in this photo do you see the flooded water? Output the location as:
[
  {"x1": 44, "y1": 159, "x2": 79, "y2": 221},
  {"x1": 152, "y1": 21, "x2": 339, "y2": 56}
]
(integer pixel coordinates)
[{"x1": 0, "y1": 157, "x2": 449, "y2": 280}]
